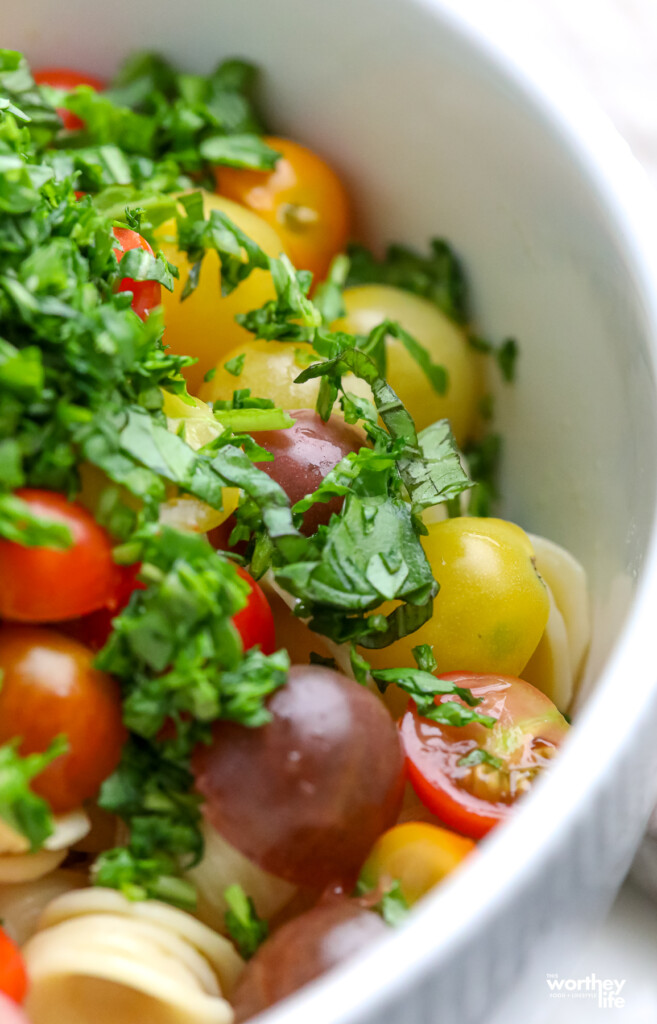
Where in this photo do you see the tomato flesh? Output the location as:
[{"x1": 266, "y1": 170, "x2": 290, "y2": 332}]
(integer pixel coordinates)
[
  {"x1": 112, "y1": 227, "x2": 161, "y2": 320},
  {"x1": 400, "y1": 673, "x2": 569, "y2": 839},
  {"x1": 0, "y1": 626, "x2": 126, "y2": 813},
  {"x1": 0, "y1": 929, "x2": 28, "y2": 1004},
  {"x1": 33, "y1": 68, "x2": 104, "y2": 131},
  {"x1": 0, "y1": 490, "x2": 120, "y2": 624}
]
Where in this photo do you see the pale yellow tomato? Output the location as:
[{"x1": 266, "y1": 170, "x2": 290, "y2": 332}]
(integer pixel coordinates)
[
  {"x1": 200, "y1": 339, "x2": 371, "y2": 410},
  {"x1": 360, "y1": 822, "x2": 475, "y2": 906},
  {"x1": 332, "y1": 285, "x2": 479, "y2": 444},
  {"x1": 365, "y1": 518, "x2": 550, "y2": 686},
  {"x1": 156, "y1": 192, "x2": 285, "y2": 394}
]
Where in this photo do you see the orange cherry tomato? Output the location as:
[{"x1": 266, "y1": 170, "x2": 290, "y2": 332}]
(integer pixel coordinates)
[
  {"x1": 112, "y1": 227, "x2": 161, "y2": 321},
  {"x1": 0, "y1": 928, "x2": 28, "y2": 1004},
  {"x1": 360, "y1": 822, "x2": 475, "y2": 906},
  {"x1": 215, "y1": 136, "x2": 350, "y2": 281},
  {"x1": 33, "y1": 67, "x2": 104, "y2": 131},
  {"x1": 400, "y1": 674, "x2": 569, "y2": 839},
  {"x1": 0, "y1": 626, "x2": 126, "y2": 814},
  {"x1": 0, "y1": 490, "x2": 120, "y2": 624}
]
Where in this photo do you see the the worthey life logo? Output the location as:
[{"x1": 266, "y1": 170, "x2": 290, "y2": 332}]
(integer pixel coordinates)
[{"x1": 546, "y1": 973, "x2": 626, "y2": 1010}]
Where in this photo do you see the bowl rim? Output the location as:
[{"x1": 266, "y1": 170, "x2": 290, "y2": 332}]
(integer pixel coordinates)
[{"x1": 250, "y1": 2, "x2": 657, "y2": 1022}]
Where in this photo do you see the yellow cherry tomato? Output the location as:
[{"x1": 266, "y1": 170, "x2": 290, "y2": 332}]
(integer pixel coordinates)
[
  {"x1": 332, "y1": 285, "x2": 479, "y2": 444},
  {"x1": 366, "y1": 517, "x2": 550, "y2": 684},
  {"x1": 155, "y1": 191, "x2": 285, "y2": 394},
  {"x1": 200, "y1": 339, "x2": 371, "y2": 411},
  {"x1": 360, "y1": 822, "x2": 475, "y2": 906},
  {"x1": 215, "y1": 136, "x2": 351, "y2": 282}
]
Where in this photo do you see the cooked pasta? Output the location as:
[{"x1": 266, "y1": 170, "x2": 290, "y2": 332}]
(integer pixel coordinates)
[
  {"x1": 22, "y1": 889, "x2": 244, "y2": 1024},
  {"x1": 0, "y1": 869, "x2": 86, "y2": 946},
  {"x1": 186, "y1": 819, "x2": 297, "y2": 934},
  {"x1": 0, "y1": 810, "x2": 90, "y2": 885}
]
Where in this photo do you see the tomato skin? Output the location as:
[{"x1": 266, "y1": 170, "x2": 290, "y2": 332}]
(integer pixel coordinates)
[
  {"x1": 112, "y1": 227, "x2": 161, "y2": 320},
  {"x1": 56, "y1": 563, "x2": 144, "y2": 652},
  {"x1": 33, "y1": 68, "x2": 104, "y2": 131},
  {"x1": 233, "y1": 566, "x2": 276, "y2": 655},
  {"x1": 400, "y1": 674, "x2": 569, "y2": 839},
  {"x1": 0, "y1": 626, "x2": 126, "y2": 814},
  {"x1": 360, "y1": 821, "x2": 475, "y2": 906},
  {"x1": 0, "y1": 929, "x2": 28, "y2": 1004},
  {"x1": 0, "y1": 490, "x2": 120, "y2": 624},
  {"x1": 216, "y1": 137, "x2": 350, "y2": 281}
]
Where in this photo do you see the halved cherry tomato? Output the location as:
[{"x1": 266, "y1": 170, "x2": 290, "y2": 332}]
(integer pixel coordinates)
[
  {"x1": 0, "y1": 626, "x2": 126, "y2": 814},
  {"x1": 400, "y1": 674, "x2": 569, "y2": 839},
  {"x1": 0, "y1": 928, "x2": 28, "y2": 1004},
  {"x1": 360, "y1": 821, "x2": 475, "y2": 906},
  {"x1": 215, "y1": 137, "x2": 350, "y2": 281},
  {"x1": 33, "y1": 67, "x2": 104, "y2": 131},
  {"x1": 112, "y1": 227, "x2": 161, "y2": 321},
  {"x1": 0, "y1": 490, "x2": 120, "y2": 624},
  {"x1": 233, "y1": 565, "x2": 276, "y2": 655}
]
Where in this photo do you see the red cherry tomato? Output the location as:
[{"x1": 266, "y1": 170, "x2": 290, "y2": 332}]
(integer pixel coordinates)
[
  {"x1": 0, "y1": 490, "x2": 121, "y2": 624},
  {"x1": 0, "y1": 626, "x2": 126, "y2": 814},
  {"x1": 400, "y1": 673, "x2": 569, "y2": 839},
  {"x1": 232, "y1": 565, "x2": 276, "y2": 655},
  {"x1": 57, "y1": 563, "x2": 144, "y2": 652},
  {"x1": 0, "y1": 929, "x2": 28, "y2": 1004},
  {"x1": 33, "y1": 67, "x2": 104, "y2": 131},
  {"x1": 112, "y1": 227, "x2": 161, "y2": 321}
]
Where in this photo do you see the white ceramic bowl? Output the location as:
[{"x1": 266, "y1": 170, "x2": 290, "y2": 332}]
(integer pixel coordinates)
[{"x1": 8, "y1": 1, "x2": 657, "y2": 1021}]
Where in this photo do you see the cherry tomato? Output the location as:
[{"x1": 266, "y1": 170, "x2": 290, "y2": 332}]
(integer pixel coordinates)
[
  {"x1": 360, "y1": 822, "x2": 475, "y2": 906},
  {"x1": 231, "y1": 898, "x2": 386, "y2": 1021},
  {"x1": 200, "y1": 339, "x2": 371, "y2": 412},
  {"x1": 400, "y1": 673, "x2": 569, "y2": 839},
  {"x1": 0, "y1": 928, "x2": 28, "y2": 1004},
  {"x1": 0, "y1": 626, "x2": 126, "y2": 814},
  {"x1": 0, "y1": 490, "x2": 120, "y2": 624},
  {"x1": 232, "y1": 565, "x2": 276, "y2": 655},
  {"x1": 333, "y1": 284, "x2": 480, "y2": 443},
  {"x1": 216, "y1": 137, "x2": 350, "y2": 282},
  {"x1": 156, "y1": 192, "x2": 284, "y2": 393},
  {"x1": 33, "y1": 68, "x2": 104, "y2": 131},
  {"x1": 193, "y1": 665, "x2": 404, "y2": 887},
  {"x1": 365, "y1": 517, "x2": 550, "y2": 687},
  {"x1": 112, "y1": 227, "x2": 161, "y2": 321},
  {"x1": 57, "y1": 563, "x2": 144, "y2": 652}
]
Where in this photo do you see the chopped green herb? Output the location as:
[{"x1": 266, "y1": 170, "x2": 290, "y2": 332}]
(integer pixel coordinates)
[{"x1": 224, "y1": 883, "x2": 269, "y2": 958}]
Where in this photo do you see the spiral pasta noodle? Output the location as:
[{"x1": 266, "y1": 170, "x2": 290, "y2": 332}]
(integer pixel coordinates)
[{"x1": 22, "y1": 888, "x2": 244, "y2": 1024}]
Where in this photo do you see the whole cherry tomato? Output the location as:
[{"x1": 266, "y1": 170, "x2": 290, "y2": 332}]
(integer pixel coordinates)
[
  {"x1": 0, "y1": 490, "x2": 120, "y2": 624},
  {"x1": 33, "y1": 67, "x2": 104, "y2": 131},
  {"x1": 112, "y1": 227, "x2": 161, "y2": 321},
  {"x1": 216, "y1": 137, "x2": 350, "y2": 282},
  {"x1": 232, "y1": 565, "x2": 276, "y2": 655},
  {"x1": 0, "y1": 626, "x2": 126, "y2": 814},
  {"x1": 57, "y1": 562, "x2": 144, "y2": 652},
  {"x1": 0, "y1": 928, "x2": 28, "y2": 1004},
  {"x1": 400, "y1": 673, "x2": 569, "y2": 839}
]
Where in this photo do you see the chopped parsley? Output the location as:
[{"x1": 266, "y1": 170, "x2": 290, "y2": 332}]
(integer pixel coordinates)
[{"x1": 224, "y1": 884, "x2": 269, "y2": 958}]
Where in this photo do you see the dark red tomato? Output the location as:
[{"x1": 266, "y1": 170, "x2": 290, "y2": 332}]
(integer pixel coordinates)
[
  {"x1": 0, "y1": 626, "x2": 126, "y2": 814},
  {"x1": 232, "y1": 899, "x2": 386, "y2": 1022},
  {"x1": 210, "y1": 410, "x2": 363, "y2": 550},
  {"x1": 0, "y1": 929, "x2": 28, "y2": 1004},
  {"x1": 400, "y1": 673, "x2": 570, "y2": 839},
  {"x1": 112, "y1": 227, "x2": 161, "y2": 321},
  {"x1": 0, "y1": 490, "x2": 120, "y2": 624},
  {"x1": 193, "y1": 665, "x2": 404, "y2": 887},
  {"x1": 233, "y1": 565, "x2": 276, "y2": 655},
  {"x1": 57, "y1": 563, "x2": 144, "y2": 652},
  {"x1": 33, "y1": 68, "x2": 104, "y2": 131}
]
